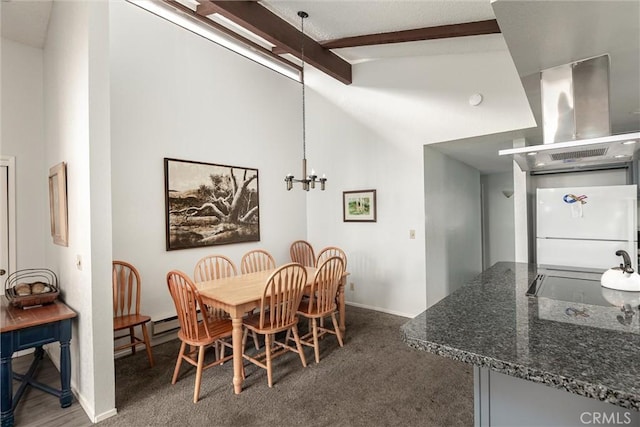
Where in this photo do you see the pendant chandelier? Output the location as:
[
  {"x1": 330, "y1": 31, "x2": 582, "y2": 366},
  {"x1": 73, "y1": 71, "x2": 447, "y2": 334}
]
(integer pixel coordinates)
[{"x1": 285, "y1": 11, "x2": 326, "y2": 191}]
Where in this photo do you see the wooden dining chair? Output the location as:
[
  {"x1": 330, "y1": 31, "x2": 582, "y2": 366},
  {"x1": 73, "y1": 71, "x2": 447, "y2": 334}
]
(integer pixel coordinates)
[
  {"x1": 242, "y1": 263, "x2": 308, "y2": 387},
  {"x1": 193, "y1": 254, "x2": 260, "y2": 351},
  {"x1": 290, "y1": 240, "x2": 316, "y2": 267},
  {"x1": 296, "y1": 256, "x2": 345, "y2": 363},
  {"x1": 112, "y1": 260, "x2": 154, "y2": 368},
  {"x1": 240, "y1": 249, "x2": 276, "y2": 274},
  {"x1": 166, "y1": 270, "x2": 233, "y2": 403},
  {"x1": 194, "y1": 254, "x2": 237, "y2": 283},
  {"x1": 316, "y1": 246, "x2": 347, "y2": 270}
]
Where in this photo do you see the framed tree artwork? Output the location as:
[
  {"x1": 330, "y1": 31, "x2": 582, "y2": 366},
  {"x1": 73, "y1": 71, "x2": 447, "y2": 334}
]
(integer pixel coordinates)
[
  {"x1": 164, "y1": 158, "x2": 260, "y2": 250},
  {"x1": 49, "y1": 162, "x2": 69, "y2": 246},
  {"x1": 343, "y1": 189, "x2": 377, "y2": 222}
]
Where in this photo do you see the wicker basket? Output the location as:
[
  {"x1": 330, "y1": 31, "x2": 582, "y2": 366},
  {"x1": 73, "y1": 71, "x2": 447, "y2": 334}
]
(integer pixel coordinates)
[{"x1": 4, "y1": 269, "x2": 59, "y2": 308}]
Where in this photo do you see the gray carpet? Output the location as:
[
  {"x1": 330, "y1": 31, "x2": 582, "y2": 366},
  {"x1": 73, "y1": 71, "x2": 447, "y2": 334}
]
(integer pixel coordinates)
[{"x1": 100, "y1": 306, "x2": 473, "y2": 426}]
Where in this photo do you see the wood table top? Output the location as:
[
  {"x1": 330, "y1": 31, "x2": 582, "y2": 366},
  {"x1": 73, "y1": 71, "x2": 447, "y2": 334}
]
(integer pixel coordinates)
[
  {"x1": 196, "y1": 267, "x2": 319, "y2": 306},
  {"x1": 1, "y1": 299, "x2": 77, "y2": 333}
]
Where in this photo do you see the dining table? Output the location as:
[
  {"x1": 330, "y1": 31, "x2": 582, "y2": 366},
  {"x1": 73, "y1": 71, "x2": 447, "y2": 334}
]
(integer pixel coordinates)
[{"x1": 196, "y1": 266, "x2": 347, "y2": 394}]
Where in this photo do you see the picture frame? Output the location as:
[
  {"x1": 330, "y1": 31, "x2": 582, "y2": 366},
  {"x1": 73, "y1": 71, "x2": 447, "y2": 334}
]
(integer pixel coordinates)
[
  {"x1": 49, "y1": 162, "x2": 69, "y2": 246},
  {"x1": 343, "y1": 189, "x2": 377, "y2": 222},
  {"x1": 164, "y1": 158, "x2": 260, "y2": 250}
]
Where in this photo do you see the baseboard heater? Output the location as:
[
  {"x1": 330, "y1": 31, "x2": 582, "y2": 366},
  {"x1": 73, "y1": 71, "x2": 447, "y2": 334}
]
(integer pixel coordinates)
[{"x1": 151, "y1": 316, "x2": 180, "y2": 337}]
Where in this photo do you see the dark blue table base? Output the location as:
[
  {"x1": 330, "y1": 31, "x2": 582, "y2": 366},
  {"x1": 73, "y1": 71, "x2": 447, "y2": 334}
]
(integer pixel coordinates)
[{"x1": 1, "y1": 317, "x2": 73, "y2": 427}]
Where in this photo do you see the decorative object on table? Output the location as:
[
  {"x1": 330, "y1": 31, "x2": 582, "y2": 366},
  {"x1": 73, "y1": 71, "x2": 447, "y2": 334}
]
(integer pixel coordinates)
[
  {"x1": 112, "y1": 261, "x2": 155, "y2": 367},
  {"x1": 166, "y1": 270, "x2": 233, "y2": 403},
  {"x1": 290, "y1": 240, "x2": 315, "y2": 267},
  {"x1": 48, "y1": 162, "x2": 68, "y2": 246},
  {"x1": 284, "y1": 11, "x2": 327, "y2": 192},
  {"x1": 164, "y1": 158, "x2": 260, "y2": 250},
  {"x1": 343, "y1": 189, "x2": 377, "y2": 222},
  {"x1": 4, "y1": 268, "x2": 59, "y2": 308}
]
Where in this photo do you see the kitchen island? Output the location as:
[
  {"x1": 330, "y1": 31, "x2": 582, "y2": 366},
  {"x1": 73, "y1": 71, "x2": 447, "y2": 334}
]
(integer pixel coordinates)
[{"x1": 401, "y1": 262, "x2": 639, "y2": 426}]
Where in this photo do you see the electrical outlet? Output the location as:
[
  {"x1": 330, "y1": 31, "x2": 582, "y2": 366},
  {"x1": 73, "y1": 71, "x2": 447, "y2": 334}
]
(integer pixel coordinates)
[
  {"x1": 349, "y1": 282, "x2": 355, "y2": 291},
  {"x1": 409, "y1": 229, "x2": 416, "y2": 239},
  {"x1": 76, "y1": 255, "x2": 83, "y2": 271}
]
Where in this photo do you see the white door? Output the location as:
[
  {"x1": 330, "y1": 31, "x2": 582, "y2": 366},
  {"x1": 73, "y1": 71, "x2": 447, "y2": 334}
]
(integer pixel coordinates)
[{"x1": 1, "y1": 157, "x2": 16, "y2": 294}]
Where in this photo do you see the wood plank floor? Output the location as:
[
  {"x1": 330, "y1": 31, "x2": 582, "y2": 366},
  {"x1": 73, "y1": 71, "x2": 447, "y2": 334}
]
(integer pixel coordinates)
[{"x1": 10, "y1": 353, "x2": 92, "y2": 427}]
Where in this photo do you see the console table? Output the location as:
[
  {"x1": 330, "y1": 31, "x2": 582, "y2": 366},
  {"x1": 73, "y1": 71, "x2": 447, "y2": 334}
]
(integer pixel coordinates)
[{"x1": 1, "y1": 299, "x2": 77, "y2": 427}]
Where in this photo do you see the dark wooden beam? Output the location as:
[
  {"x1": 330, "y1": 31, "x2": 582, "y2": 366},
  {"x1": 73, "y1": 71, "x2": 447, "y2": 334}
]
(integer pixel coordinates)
[
  {"x1": 320, "y1": 19, "x2": 501, "y2": 49},
  {"x1": 196, "y1": 1, "x2": 352, "y2": 85},
  {"x1": 162, "y1": 0, "x2": 301, "y2": 74}
]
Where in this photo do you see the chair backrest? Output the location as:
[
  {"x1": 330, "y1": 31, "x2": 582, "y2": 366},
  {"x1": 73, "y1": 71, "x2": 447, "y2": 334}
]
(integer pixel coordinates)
[
  {"x1": 316, "y1": 246, "x2": 347, "y2": 270},
  {"x1": 166, "y1": 270, "x2": 212, "y2": 342},
  {"x1": 303, "y1": 256, "x2": 345, "y2": 315},
  {"x1": 290, "y1": 240, "x2": 316, "y2": 267},
  {"x1": 257, "y1": 263, "x2": 307, "y2": 330},
  {"x1": 112, "y1": 260, "x2": 143, "y2": 318},
  {"x1": 241, "y1": 249, "x2": 276, "y2": 274},
  {"x1": 194, "y1": 254, "x2": 238, "y2": 282}
]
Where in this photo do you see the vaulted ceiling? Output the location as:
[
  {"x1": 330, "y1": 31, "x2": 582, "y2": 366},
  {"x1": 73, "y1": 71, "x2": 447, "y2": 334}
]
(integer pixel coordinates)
[{"x1": 2, "y1": 1, "x2": 638, "y2": 174}]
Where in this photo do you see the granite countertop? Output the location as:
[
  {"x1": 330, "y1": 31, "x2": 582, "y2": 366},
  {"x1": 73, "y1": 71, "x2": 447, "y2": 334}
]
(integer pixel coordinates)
[{"x1": 401, "y1": 262, "x2": 640, "y2": 411}]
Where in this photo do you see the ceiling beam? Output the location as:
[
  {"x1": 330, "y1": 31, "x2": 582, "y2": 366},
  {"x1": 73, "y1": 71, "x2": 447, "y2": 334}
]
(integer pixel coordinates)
[
  {"x1": 320, "y1": 19, "x2": 501, "y2": 49},
  {"x1": 163, "y1": 0, "x2": 301, "y2": 74},
  {"x1": 196, "y1": 1, "x2": 352, "y2": 85}
]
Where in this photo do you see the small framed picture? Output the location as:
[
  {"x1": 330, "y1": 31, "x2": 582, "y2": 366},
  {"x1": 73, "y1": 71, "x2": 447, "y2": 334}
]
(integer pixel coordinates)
[
  {"x1": 49, "y1": 162, "x2": 69, "y2": 246},
  {"x1": 343, "y1": 189, "x2": 377, "y2": 222}
]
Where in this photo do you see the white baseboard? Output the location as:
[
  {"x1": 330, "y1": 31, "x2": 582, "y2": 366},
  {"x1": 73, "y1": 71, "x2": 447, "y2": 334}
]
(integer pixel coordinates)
[
  {"x1": 43, "y1": 345, "x2": 116, "y2": 424},
  {"x1": 94, "y1": 407, "x2": 118, "y2": 422},
  {"x1": 345, "y1": 302, "x2": 414, "y2": 318}
]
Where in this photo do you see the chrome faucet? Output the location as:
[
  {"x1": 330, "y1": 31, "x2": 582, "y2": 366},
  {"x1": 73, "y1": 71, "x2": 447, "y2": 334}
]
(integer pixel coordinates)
[{"x1": 615, "y1": 250, "x2": 634, "y2": 274}]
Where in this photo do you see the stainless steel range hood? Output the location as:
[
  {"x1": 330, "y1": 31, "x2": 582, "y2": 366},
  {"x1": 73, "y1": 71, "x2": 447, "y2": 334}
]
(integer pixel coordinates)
[{"x1": 500, "y1": 55, "x2": 640, "y2": 171}]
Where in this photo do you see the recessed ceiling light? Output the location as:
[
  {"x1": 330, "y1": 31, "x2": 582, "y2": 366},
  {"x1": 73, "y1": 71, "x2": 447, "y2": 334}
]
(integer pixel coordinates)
[
  {"x1": 536, "y1": 162, "x2": 546, "y2": 167},
  {"x1": 614, "y1": 154, "x2": 628, "y2": 158},
  {"x1": 527, "y1": 152, "x2": 538, "y2": 156},
  {"x1": 622, "y1": 140, "x2": 638, "y2": 145}
]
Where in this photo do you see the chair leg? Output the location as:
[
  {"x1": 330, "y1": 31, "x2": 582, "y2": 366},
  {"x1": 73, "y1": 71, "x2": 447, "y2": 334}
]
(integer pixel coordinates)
[
  {"x1": 291, "y1": 325, "x2": 307, "y2": 368},
  {"x1": 265, "y1": 333, "x2": 273, "y2": 388},
  {"x1": 312, "y1": 318, "x2": 320, "y2": 364},
  {"x1": 129, "y1": 327, "x2": 136, "y2": 354},
  {"x1": 242, "y1": 328, "x2": 248, "y2": 353},
  {"x1": 141, "y1": 322, "x2": 155, "y2": 367},
  {"x1": 193, "y1": 345, "x2": 205, "y2": 403},
  {"x1": 214, "y1": 341, "x2": 220, "y2": 361},
  {"x1": 331, "y1": 312, "x2": 344, "y2": 347},
  {"x1": 252, "y1": 330, "x2": 260, "y2": 350},
  {"x1": 172, "y1": 341, "x2": 187, "y2": 384}
]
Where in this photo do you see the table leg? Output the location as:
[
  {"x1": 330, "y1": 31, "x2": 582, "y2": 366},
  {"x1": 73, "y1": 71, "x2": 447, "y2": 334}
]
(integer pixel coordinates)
[
  {"x1": 59, "y1": 319, "x2": 73, "y2": 408},
  {"x1": 338, "y1": 279, "x2": 346, "y2": 337},
  {"x1": 231, "y1": 316, "x2": 244, "y2": 394},
  {"x1": 0, "y1": 345, "x2": 13, "y2": 427}
]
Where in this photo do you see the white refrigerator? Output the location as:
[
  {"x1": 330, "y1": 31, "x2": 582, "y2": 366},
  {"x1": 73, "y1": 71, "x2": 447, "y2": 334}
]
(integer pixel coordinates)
[{"x1": 536, "y1": 184, "x2": 638, "y2": 271}]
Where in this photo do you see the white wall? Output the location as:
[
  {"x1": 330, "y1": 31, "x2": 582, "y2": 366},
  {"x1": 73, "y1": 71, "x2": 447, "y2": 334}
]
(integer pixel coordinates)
[
  {"x1": 0, "y1": 38, "x2": 47, "y2": 270},
  {"x1": 482, "y1": 172, "x2": 516, "y2": 269},
  {"x1": 424, "y1": 147, "x2": 482, "y2": 307},
  {"x1": 305, "y1": 79, "x2": 427, "y2": 317},
  {"x1": 109, "y1": 1, "x2": 307, "y2": 321},
  {"x1": 305, "y1": 46, "x2": 533, "y2": 316},
  {"x1": 44, "y1": 0, "x2": 115, "y2": 422}
]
